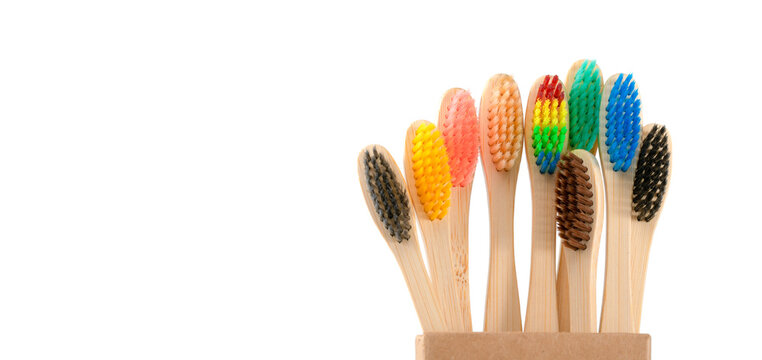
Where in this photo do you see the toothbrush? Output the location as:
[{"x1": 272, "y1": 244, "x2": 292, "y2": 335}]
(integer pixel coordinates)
[
  {"x1": 557, "y1": 59, "x2": 603, "y2": 332},
  {"x1": 523, "y1": 74, "x2": 568, "y2": 332},
  {"x1": 598, "y1": 73, "x2": 641, "y2": 333},
  {"x1": 631, "y1": 124, "x2": 671, "y2": 331},
  {"x1": 555, "y1": 151, "x2": 604, "y2": 332},
  {"x1": 357, "y1": 145, "x2": 447, "y2": 332},
  {"x1": 438, "y1": 88, "x2": 479, "y2": 331},
  {"x1": 479, "y1": 74, "x2": 524, "y2": 332},
  {"x1": 404, "y1": 121, "x2": 466, "y2": 331}
]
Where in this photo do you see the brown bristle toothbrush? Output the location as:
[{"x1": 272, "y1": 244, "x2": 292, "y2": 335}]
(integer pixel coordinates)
[
  {"x1": 438, "y1": 88, "x2": 480, "y2": 331},
  {"x1": 631, "y1": 124, "x2": 671, "y2": 331},
  {"x1": 357, "y1": 145, "x2": 447, "y2": 332},
  {"x1": 557, "y1": 59, "x2": 603, "y2": 332},
  {"x1": 555, "y1": 151, "x2": 603, "y2": 332},
  {"x1": 404, "y1": 120, "x2": 466, "y2": 331},
  {"x1": 479, "y1": 74, "x2": 524, "y2": 332},
  {"x1": 523, "y1": 75, "x2": 568, "y2": 332},
  {"x1": 598, "y1": 73, "x2": 641, "y2": 333}
]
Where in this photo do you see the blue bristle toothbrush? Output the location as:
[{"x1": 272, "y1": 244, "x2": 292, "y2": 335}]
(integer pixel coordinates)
[{"x1": 598, "y1": 73, "x2": 641, "y2": 333}]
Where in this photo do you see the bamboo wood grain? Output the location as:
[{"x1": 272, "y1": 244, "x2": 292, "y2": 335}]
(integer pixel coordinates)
[
  {"x1": 557, "y1": 253, "x2": 570, "y2": 332},
  {"x1": 557, "y1": 60, "x2": 604, "y2": 332},
  {"x1": 598, "y1": 74, "x2": 639, "y2": 333},
  {"x1": 631, "y1": 123, "x2": 672, "y2": 332},
  {"x1": 479, "y1": 75, "x2": 523, "y2": 332},
  {"x1": 438, "y1": 88, "x2": 474, "y2": 331},
  {"x1": 561, "y1": 150, "x2": 604, "y2": 333},
  {"x1": 523, "y1": 75, "x2": 567, "y2": 332},
  {"x1": 404, "y1": 121, "x2": 466, "y2": 331},
  {"x1": 357, "y1": 145, "x2": 447, "y2": 332},
  {"x1": 449, "y1": 186, "x2": 472, "y2": 330}
]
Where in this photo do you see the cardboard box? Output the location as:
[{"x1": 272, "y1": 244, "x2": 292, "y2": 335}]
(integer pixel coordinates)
[{"x1": 416, "y1": 332, "x2": 650, "y2": 360}]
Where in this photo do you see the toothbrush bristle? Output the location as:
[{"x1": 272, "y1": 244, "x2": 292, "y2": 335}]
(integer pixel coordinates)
[
  {"x1": 632, "y1": 125, "x2": 670, "y2": 222},
  {"x1": 363, "y1": 147, "x2": 413, "y2": 242},
  {"x1": 531, "y1": 75, "x2": 568, "y2": 174},
  {"x1": 486, "y1": 74, "x2": 523, "y2": 171},
  {"x1": 441, "y1": 90, "x2": 479, "y2": 187},
  {"x1": 603, "y1": 73, "x2": 641, "y2": 171},
  {"x1": 555, "y1": 153, "x2": 594, "y2": 250},
  {"x1": 568, "y1": 60, "x2": 602, "y2": 151},
  {"x1": 411, "y1": 122, "x2": 451, "y2": 220}
]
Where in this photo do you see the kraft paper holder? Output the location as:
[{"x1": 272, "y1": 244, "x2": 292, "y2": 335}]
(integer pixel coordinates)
[{"x1": 415, "y1": 332, "x2": 651, "y2": 360}]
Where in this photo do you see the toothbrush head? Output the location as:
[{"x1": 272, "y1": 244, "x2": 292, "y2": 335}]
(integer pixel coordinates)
[
  {"x1": 632, "y1": 125, "x2": 670, "y2": 222},
  {"x1": 439, "y1": 89, "x2": 479, "y2": 187},
  {"x1": 358, "y1": 145, "x2": 413, "y2": 243},
  {"x1": 602, "y1": 73, "x2": 641, "y2": 172},
  {"x1": 410, "y1": 121, "x2": 451, "y2": 221},
  {"x1": 483, "y1": 74, "x2": 523, "y2": 172},
  {"x1": 567, "y1": 60, "x2": 603, "y2": 152},
  {"x1": 556, "y1": 152, "x2": 594, "y2": 250},
  {"x1": 530, "y1": 75, "x2": 568, "y2": 174}
]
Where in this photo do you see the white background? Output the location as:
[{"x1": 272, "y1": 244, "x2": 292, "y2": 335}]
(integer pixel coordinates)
[{"x1": 0, "y1": 1, "x2": 759, "y2": 359}]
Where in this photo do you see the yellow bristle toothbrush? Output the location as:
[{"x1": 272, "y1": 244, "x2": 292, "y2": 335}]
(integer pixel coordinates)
[
  {"x1": 631, "y1": 124, "x2": 671, "y2": 331},
  {"x1": 404, "y1": 120, "x2": 466, "y2": 331},
  {"x1": 598, "y1": 73, "x2": 641, "y2": 333},
  {"x1": 479, "y1": 74, "x2": 524, "y2": 332},
  {"x1": 557, "y1": 59, "x2": 604, "y2": 332},
  {"x1": 357, "y1": 145, "x2": 447, "y2": 332},
  {"x1": 555, "y1": 151, "x2": 603, "y2": 332},
  {"x1": 438, "y1": 88, "x2": 480, "y2": 331},
  {"x1": 523, "y1": 74, "x2": 568, "y2": 332}
]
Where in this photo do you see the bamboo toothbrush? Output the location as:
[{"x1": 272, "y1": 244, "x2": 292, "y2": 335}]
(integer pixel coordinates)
[
  {"x1": 555, "y1": 151, "x2": 604, "y2": 332},
  {"x1": 357, "y1": 145, "x2": 447, "y2": 332},
  {"x1": 524, "y1": 75, "x2": 568, "y2": 332},
  {"x1": 598, "y1": 73, "x2": 641, "y2": 333},
  {"x1": 557, "y1": 59, "x2": 603, "y2": 332},
  {"x1": 631, "y1": 124, "x2": 671, "y2": 331},
  {"x1": 479, "y1": 74, "x2": 524, "y2": 332},
  {"x1": 438, "y1": 89, "x2": 479, "y2": 331},
  {"x1": 404, "y1": 121, "x2": 466, "y2": 331}
]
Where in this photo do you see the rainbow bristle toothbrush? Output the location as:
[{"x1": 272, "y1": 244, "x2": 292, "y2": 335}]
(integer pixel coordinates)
[
  {"x1": 631, "y1": 124, "x2": 671, "y2": 331},
  {"x1": 555, "y1": 151, "x2": 604, "y2": 333},
  {"x1": 598, "y1": 73, "x2": 641, "y2": 333},
  {"x1": 357, "y1": 145, "x2": 447, "y2": 332},
  {"x1": 524, "y1": 74, "x2": 568, "y2": 332},
  {"x1": 438, "y1": 88, "x2": 479, "y2": 331},
  {"x1": 404, "y1": 121, "x2": 465, "y2": 331},
  {"x1": 479, "y1": 74, "x2": 524, "y2": 332},
  {"x1": 557, "y1": 59, "x2": 603, "y2": 332}
]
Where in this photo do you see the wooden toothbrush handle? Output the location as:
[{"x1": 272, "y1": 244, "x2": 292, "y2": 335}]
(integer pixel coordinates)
[
  {"x1": 600, "y1": 172, "x2": 635, "y2": 333},
  {"x1": 420, "y1": 219, "x2": 466, "y2": 331},
  {"x1": 484, "y1": 179, "x2": 522, "y2": 332},
  {"x1": 557, "y1": 251, "x2": 570, "y2": 332},
  {"x1": 450, "y1": 186, "x2": 472, "y2": 331},
  {"x1": 525, "y1": 176, "x2": 558, "y2": 332},
  {"x1": 389, "y1": 240, "x2": 448, "y2": 332},
  {"x1": 631, "y1": 220, "x2": 656, "y2": 332},
  {"x1": 565, "y1": 248, "x2": 597, "y2": 333}
]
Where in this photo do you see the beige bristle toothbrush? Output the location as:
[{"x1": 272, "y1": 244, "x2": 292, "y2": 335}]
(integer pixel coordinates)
[
  {"x1": 630, "y1": 124, "x2": 671, "y2": 331},
  {"x1": 479, "y1": 74, "x2": 524, "y2": 332},
  {"x1": 438, "y1": 88, "x2": 480, "y2": 331},
  {"x1": 555, "y1": 151, "x2": 603, "y2": 332},
  {"x1": 357, "y1": 145, "x2": 447, "y2": 332},
  {"x1": 523, "y1": 75, "x2": 568, "y2": 332},
  {"x1": 598, "y1": 73, "x2": 641, "y2": 333},
  {"x1": 404, "y1": 120, "x2": 466, "y2": 331},
  {"x1": 557, "y1": 59, "x2": 604, "y2": 332}
]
